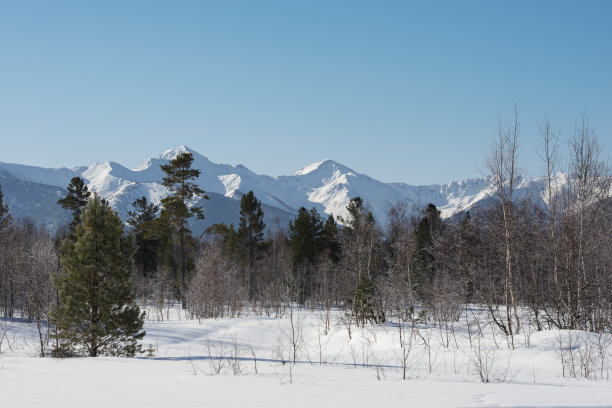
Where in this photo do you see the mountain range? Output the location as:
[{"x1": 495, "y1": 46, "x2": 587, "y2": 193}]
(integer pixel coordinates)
[{"x1": 0, "y1": 145, "x2": 549, "y2": 233}]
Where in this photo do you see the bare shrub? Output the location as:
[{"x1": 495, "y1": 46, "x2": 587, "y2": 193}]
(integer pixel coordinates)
[
  {"x1": 150, "y1": 267, "x2": 175, "y2": 321},
  {"x1": 274, "y1": 335, "x2": 295, "y2": 384},
  {"x1": 395, "y1": 322, "x2": 417, "y2": 380},
  {"x1": 186, "y1": 244, "x2": 246, "y2": 320},
  {"x1": 556, "y1": 330, "x2": 611, "y2": 380},
  {"x1": 471, "y1": 337, "x2": 515, "y2": 383}
]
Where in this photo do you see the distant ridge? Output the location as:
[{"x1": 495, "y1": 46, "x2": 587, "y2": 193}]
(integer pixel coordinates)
[{"x1": 0, "y1": 146, "x2": 553, "y2": 232}]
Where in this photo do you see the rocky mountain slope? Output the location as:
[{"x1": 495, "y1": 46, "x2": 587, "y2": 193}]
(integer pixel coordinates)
[{"x1": 0, "y1": 145, "x2": 549, "y2": 233}]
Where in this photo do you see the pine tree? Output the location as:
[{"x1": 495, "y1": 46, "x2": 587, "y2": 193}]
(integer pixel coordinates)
[
  {"x1": 144, "y1": 210, "x2": 177, "y2": 291},
  {"x1": 321, "y1": 214, "x2": 341, "y2": 264},
  {"x1": 288, "y1": 207, "x2": 324, "y2": 264},
  {"x1": 52, "y1": 194, "x2": 145, "y2": 357},
  {"x1": 343, "y1": 196, "x2": 376, "y2": 230},
  {"x1": 413, "y1": 203, "x2": 441, "y2": 290},
  {"x1": 461, "y1": 211, "x2": 472, "y2": 231},
  {"x1": 0, "y1": 184, "x2": 10, "y2": 231},
  {"x1": 459, "y1": 211, "x2": 477, "y2": 301},
  {"x1": 206, "y1": 222, "x2": 240, "y2": 257},
  {"x1": 159, "y1": 152, "x2": 208, "y2": 301},
  {"x1": 238, "y1": 191, "x2": 265, "y2": 299},
  {"x1": 57, "y1": 177, "x2": 91, "y2": 234},
  {"x1": 127, "y1": 196, "x2": 159, "y2": 278},
  {"x1": 288, "y1": 207, "x2": 324, "y2": 303}
]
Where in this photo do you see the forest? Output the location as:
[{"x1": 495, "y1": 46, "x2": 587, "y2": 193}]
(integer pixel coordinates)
[{"x1": 0, "y1": 114, "x2": 611, "y2": 365}]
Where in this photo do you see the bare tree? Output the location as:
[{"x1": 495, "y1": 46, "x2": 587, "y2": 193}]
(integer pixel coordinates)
[
  {"x1": 151, "y1": 266, "x2": 175, "y2": 321},
  {"x1": 538, "y1": 117, "x2": 565, "y2": 327},
  {"x1": 485, "y1": 107, "x2": 522, "y2": 347},
  {"x1": 561, "y1": 117, "x2": 611, "y2": 330},
  {"x1": 186, "y1": 243, "x2": 246, "y2": 319},
  {"x1": 339, "y1": 198, "x2": 383, "y2": 327},
  {"x1": 21, "y1": 227, "x2": 57, "y2": 356}
]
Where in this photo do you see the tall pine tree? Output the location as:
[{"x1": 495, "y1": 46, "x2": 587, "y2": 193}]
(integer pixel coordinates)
[
  {"x1": 413, "y1": 203, "x2": 441, "y2": 292},
  {"x1": 288, "y1": 207, "x2": 324, "y2": 303},
  {"x1": 52, "y1": 194, "x2": 145, "y2": 357},
  {"x1": 321, "y1": 214, "x2": 341, "y2": 264},
  {"x1": 238, "y1": 191, "x2": 265, "y2": 299},
  {"x1": 127, "y1": 196, "x2": 159, "y2": 279},
  {"x1": 57, "y1": 177, "x2": 91, "y2": 235},
  {"x1": 160, "y1": 152, "x2": 208, "y2": 302}
]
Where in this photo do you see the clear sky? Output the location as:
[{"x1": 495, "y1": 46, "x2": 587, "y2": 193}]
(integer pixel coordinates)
[{"x1": 1, "y1": 0, "x2": 610, "y2": 184}]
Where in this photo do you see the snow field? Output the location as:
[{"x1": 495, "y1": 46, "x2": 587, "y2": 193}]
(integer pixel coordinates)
[{"x1": 1, "y1": 306, "x2": 612, "y2": 407}]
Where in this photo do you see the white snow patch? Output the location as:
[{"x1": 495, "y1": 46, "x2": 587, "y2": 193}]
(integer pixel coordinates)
[
  {"x1": 295, "y1": 159, "x2": 328, "y2": 176},
  {"x1": 2, "y1": 307, "x2": 612, "y2": 407},
  {"x1": 218, "y1": 174, "x2": 242, "y2": 198}
]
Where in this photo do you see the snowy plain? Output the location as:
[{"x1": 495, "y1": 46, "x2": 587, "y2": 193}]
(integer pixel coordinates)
[{"x1": 1, "y1": 306, "x2": 611, "y2": 408}]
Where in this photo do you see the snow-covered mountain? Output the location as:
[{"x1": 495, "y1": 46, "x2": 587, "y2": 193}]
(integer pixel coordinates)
[{"x1": 0, "y1": 145, "x2": 547, "y2": 233}]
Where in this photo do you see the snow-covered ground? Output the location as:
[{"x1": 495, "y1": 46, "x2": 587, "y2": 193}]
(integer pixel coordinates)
[{"x1": 1, "y1": 307, "x2": 611, "y2": 408}]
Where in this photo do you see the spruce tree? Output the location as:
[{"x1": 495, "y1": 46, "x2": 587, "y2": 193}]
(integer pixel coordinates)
[
  {"x1": 127, "y1": 196, "x2": 159, "y2": 278},
  {"x1": 52, "y1": 194, "x2": 145, "y2": 357},
  {"x1": 238, "y1": 191, "x2": 265, "y2": 299},
  {"x1": 159, "y1": 152, "x2": 208, "y2": 301},
  {"x1": 57, "y1": 177, "x2": 91, "y2": 234}
]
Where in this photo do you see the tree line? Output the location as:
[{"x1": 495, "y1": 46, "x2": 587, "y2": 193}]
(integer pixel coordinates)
[{"x1": 0, "y1": 113, "x2": 610, "y2": 357}]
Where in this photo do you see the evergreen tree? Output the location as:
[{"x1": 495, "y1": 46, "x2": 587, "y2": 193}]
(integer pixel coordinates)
[
  {"x1": 144, "y1": 210, "x2": 177, "y2": 287},
  {"x1": 459, "y1": 211, "x2": 477, "y2": 301},
  {"x1": 288, "y1": 207, "x2": 323, "y2": 265},
  {"x1": 238, "y1": 191, "x2": 265, "y2": 299},
  {"x1": 0, "y1": 184, "x2": 10, "y2": 231},
  {"x1": 57, "y1": 177, "x2": 91, "y2": 234},
  {"x1": 52, "y1": 194, "x2": 145, "y2": 357},
  {"x1": 127, "y1": 196, "x2": 159, "y2": 278},
  {"x1": 288, "y1": 207, "x2": 325, "y2": 303},
  {"x1": 413, "y1": 203, "x2": 441, "y2": 293},
  {"x1": 321, "y1": 214, "x2": 341, "y2": 264},
  {"x1": 352, "y1": 274, "x2": 378, "y2": 325},
  {"x1": 206, "y1": 222, "x2": 240, "y2": 256},
  {"x1": 461, "y1": 210, "x2": 472, "y2": 231},
  {"x1": 343, "y1": 196, "x2": 376, "y2": 230},
  {"x1": 340, "y1": 197, "x2": 382, "y2": 325},
  {"x1": 159, "y1": 152, "x2": 208, "y2": 301}
]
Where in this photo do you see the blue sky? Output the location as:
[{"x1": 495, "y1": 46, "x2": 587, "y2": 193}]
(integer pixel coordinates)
[{"x1": 1, "y1": 0, "x2": 610, "y2": 184}]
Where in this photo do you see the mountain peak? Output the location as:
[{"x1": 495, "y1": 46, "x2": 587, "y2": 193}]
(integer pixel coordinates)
[
  {"x1": 295, "y1": 159, "x2": 328, "y2": 175},
  {"x1": 2, "y1": 145, "x2": 559, "y2": 234},
  {"x1": 295, "y1": 159, "x2": 352, "y2": 176},
  {"x1": 159, "y1": 145, "x2": 197, "y2": 160}
]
